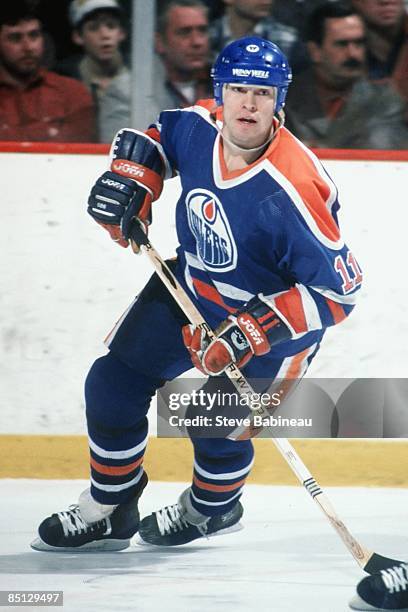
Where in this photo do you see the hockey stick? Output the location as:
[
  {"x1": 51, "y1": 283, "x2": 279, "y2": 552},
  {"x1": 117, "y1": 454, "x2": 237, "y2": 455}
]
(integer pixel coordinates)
[{"x1": 130, "y1": 223, "x2": 403, "y2": 574}]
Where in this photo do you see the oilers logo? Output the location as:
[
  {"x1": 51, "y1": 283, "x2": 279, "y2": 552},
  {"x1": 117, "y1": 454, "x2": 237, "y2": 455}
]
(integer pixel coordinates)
[{"x1": 186, "y1": 189, "x2": 237, "y2": 272}]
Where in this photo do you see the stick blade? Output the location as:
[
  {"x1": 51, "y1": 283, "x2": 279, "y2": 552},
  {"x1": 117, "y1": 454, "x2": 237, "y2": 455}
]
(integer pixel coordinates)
[{"x1": 363, "y1": 552, "x2": 407, "y2": 574}]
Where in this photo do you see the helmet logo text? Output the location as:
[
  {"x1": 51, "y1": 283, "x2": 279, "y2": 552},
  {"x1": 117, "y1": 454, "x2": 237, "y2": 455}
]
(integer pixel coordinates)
[{"x1": 231, "y1": 68, "x2": 269, "y2": 79}]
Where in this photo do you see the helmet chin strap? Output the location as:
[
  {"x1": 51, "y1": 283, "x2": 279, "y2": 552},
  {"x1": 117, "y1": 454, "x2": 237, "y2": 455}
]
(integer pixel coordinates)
[{"x1": 216, "y1": 110, "x2": 285, "y2": 155}]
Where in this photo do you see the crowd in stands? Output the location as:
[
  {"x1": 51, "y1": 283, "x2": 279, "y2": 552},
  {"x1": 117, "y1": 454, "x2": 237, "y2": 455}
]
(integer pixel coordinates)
[{"x1": 0, "y1": 0, "x2": 407, "y2": 148}]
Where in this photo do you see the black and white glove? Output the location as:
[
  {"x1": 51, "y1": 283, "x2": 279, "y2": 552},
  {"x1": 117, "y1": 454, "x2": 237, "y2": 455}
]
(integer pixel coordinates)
[
  {"x1": 87, "y1": 171, "x2": 151, "y2": 248},
  {"x1": 87, "y1": 128, "x2": 164, "y2": 249}
]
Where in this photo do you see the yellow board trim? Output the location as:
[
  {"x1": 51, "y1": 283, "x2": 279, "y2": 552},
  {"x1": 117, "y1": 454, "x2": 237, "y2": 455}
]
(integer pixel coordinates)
[{"x1": 1, "y1": 435, "x2": 408, "y2": 486}]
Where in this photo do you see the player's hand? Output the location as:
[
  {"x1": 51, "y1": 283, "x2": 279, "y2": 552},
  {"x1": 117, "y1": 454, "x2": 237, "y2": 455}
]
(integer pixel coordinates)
[
  {"x1": 182, "y1": 297, "x2": 292, "y2": 375},
  {"x1": 183, "y1": 319, "x2": 255, "y2": 375},
  {"x1": 87, "y1": 171, "x2": 152, "y2": 248}
]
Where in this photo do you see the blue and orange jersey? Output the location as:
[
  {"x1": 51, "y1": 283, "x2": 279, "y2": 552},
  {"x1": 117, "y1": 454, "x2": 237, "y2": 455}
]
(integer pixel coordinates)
[{"x1": 148, "y1": 100, "x2": 362, "y2": 357}]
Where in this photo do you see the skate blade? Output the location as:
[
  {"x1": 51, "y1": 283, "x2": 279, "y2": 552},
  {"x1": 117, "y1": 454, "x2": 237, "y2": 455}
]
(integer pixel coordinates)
[
  {"x1": 208, "y1": 521, "x2": 244, "y2": 538},
  {"x1": 348, "y1": 593, "x2": 407, "y2": 611},
  {"x1": 30, "y1": 536, "x2": 130, "y2": 553}
]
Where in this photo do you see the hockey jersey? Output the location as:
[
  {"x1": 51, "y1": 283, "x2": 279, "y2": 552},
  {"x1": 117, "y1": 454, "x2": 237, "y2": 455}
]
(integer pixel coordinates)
[{"x1": 147, "y1": 100, "x2": 362, "y2": 359}]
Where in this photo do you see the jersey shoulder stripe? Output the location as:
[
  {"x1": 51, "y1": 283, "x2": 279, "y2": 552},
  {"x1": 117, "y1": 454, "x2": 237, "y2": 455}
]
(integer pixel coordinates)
[{"x1": 265, "y1": 128, "x2": 342, "y2": 248}]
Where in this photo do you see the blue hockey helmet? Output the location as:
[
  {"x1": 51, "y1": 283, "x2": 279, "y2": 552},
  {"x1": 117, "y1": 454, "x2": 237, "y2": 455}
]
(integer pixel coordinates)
[{"x1": 211, "y1": 37, "x2": 292, "y2": 112}]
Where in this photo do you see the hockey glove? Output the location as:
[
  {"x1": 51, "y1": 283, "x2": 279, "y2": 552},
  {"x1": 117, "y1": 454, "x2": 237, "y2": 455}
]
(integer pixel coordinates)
[
  {"x1": 87, "y1": 129, "x2": 164, "y2": 249},
  {"x1": 182, "y1": 296, "x2": 292, "y2": 376},
  {"x1": 87, "y1": 171, "x2": 151, "y2": 249}
]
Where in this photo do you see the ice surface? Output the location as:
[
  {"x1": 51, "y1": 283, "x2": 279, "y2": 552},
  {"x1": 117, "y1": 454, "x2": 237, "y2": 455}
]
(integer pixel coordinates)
[{"x1": 1, "y1": 480, "x2": 406, "y2": 612}]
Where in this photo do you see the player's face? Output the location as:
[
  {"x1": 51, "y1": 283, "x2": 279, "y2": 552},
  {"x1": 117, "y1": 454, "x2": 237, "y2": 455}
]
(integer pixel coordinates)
[
  {"x1": 222, "y1": 84, "x2": 277, "y2": 149},
  {"x1": 74, "y1": 12, "x2": 125, "y2": 62},
  {"x1": 156, "y1": 6, "x2": 209, "y2": 75},
  {"x1": 224, "y1": 0, "x2": 273, "y2": 20},
  {"x1": 0, "y1": 19, "x2": 43, "y2": 78},
  {"x1": 352, "y1": 0, "x2": 404, "y2": 28},
  {"x1": 308, "y1": 16, "x2": 366, "y2": 87}
]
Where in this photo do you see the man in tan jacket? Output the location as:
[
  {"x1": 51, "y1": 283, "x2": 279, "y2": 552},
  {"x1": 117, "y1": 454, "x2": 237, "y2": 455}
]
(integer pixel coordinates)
[{"x1": 285, "y1": 2, "x2": 408, "y2": 149}]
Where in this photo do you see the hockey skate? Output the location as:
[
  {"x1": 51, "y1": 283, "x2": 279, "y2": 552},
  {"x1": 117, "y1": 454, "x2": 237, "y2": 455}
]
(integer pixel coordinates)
[
  {"x1": 138, "y1": 487, "x2": 243, "y2": 546},
  {"x1": 31, "y1": 472, "x2": 148, "y2": 552},
  {"x1": 349, "y1": 563, "x2": 408, "y2": 611}
]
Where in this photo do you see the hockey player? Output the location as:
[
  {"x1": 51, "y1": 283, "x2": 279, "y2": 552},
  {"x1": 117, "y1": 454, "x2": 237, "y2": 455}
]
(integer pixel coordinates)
[
  {"x1": 31, "y1": 37, "x2": 362, "y2": 551},
  {"x1": 349, "y1": 563, "x2": 408, "y2": 610}
]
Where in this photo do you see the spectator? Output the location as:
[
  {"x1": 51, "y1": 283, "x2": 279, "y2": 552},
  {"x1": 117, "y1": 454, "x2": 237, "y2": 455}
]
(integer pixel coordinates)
[
  {"x1": 58, "y1": 0, "x2": 128, "y2": 109},
  {"x1": 284, "y1": 1, "x2": 408, "y2": 149},
  {"x1": 99, "y1": 0, "x2": 212, "y2": 142},
  {"x1": 0, "y1": 1, "x2": 95, "y2": 142},
  {"x1": 209, "y1": 0, "x2": 298, "y2": 64},
  {"x1": 352, "y1": 0, "x2": 408, "y2": 105}
]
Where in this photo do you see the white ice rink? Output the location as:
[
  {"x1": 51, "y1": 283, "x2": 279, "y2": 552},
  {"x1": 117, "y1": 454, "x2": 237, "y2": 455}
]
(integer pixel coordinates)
[{"x1": 1, "y1": 479, "x2": 407, "y2": 612}]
